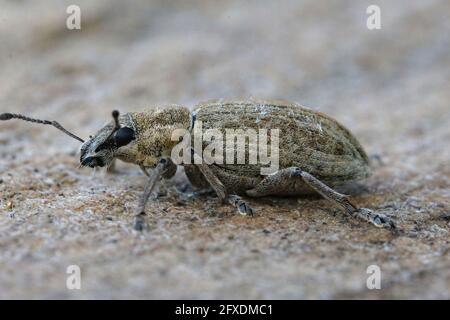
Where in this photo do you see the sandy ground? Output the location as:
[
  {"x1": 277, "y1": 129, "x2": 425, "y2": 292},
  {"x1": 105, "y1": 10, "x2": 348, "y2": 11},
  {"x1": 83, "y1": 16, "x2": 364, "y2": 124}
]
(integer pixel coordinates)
[{"x1": 0, "y1": 0, "x2": 449, "y2": 299}]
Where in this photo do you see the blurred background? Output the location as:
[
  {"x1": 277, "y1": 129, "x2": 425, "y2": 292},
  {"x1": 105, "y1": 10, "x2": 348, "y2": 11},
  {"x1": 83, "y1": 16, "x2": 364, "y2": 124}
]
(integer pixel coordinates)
[{"x1": 0, "y1": 0, "x2": 449, "y2": 299}]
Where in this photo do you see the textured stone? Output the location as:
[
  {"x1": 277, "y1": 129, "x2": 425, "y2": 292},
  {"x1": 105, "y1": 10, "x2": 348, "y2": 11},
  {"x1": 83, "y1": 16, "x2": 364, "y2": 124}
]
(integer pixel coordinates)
[{"x1": 0, "y1": 0, "x2": 449, "y2": 299}]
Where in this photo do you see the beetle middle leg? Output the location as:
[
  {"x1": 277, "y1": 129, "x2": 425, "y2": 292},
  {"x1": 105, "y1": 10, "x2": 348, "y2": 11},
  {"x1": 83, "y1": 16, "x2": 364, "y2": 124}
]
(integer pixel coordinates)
[
  {"x1": 246, "y1": 167, "x2": 395, "y2": 229},
  {"x1": 193, "y1": 162, "x2": 255, "y2": 216},
  {"x1": 188, "y1": 148, "x2": 255, "y2": 216},
  {"x1": 133, "y1": 157, "x2": 177, "y2": 231}
]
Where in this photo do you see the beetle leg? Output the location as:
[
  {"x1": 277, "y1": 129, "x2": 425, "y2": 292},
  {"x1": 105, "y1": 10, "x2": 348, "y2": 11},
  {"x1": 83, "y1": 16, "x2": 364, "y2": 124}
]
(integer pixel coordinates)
[
  {"x1": 188, "y1": 147, "x2": 228, "y2": 202},
  {"x1": 228, "y1": 194, "x2": 255, "y2": 216},
  {"x1": 247, "y1": 167, "x2": 395, "y2": 229},
  {"x1": 139, "y1": 165, "x2": 150, "y2": 177},
  {"x1": 106, "y1": 159, "x2": 117, "y2": 174},
  {"x1": 298, "y1": 169, "x2": 395, "y2": 229},
  {"x1": 194, "y1": 164, "x2": 255, "y2": 216},
  {"x1": 133, "y1": 157, "x2": 176, "y2": 231},
  {"x1": 187, "y1": 147, "x2": 254, "y2": 216}
]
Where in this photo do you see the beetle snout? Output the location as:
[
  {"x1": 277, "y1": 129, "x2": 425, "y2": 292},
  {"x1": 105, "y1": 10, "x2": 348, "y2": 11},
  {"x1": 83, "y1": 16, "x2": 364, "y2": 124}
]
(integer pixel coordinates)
[{"x1": 81, "y1": 156, "x2": 105, "y2": 168}]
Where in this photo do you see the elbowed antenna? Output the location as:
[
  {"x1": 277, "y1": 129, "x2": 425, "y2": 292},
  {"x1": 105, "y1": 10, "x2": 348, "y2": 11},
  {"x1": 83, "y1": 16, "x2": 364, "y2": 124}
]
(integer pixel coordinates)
[
  {"x1": 0, "y1": 112, "x2": 85, "y2": 143},
  {"x1": 112, "y1": 110, "x2": 120, "y2": 130},
  {"x1": 94, "y1": 110, "x2": 121, "y2": 153},
  {"x1": 102, "y1": 110, "x2": 121, "y2": 141}
]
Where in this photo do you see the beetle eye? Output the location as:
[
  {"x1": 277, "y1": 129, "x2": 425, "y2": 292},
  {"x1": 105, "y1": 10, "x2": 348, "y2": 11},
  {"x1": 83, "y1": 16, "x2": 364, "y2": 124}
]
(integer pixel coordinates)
[{"x1": 114, "y1": 127, "x2": 135, "y2": 147}]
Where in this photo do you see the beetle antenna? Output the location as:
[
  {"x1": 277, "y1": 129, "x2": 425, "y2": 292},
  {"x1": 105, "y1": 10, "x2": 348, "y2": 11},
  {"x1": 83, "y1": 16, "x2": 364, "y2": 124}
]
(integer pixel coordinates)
[
  {"x1": 105, "y1": 110, "x2": 121, "y2": 140},
  {"x1": 0, "y1": 112, "x2": 85, "y2": 143},
  {"x1": 94, "y1": 110, "x2": 122, "y2": 153},
  {"x1": 112, "y1": 110, "x2": 120, "y2": 130}
]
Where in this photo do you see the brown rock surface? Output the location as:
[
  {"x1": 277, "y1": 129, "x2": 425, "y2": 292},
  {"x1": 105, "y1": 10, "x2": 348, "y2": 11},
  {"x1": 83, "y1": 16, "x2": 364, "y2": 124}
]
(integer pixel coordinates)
[{"x1": 0, "y1": 0, "x2": 449, "y2": 299}]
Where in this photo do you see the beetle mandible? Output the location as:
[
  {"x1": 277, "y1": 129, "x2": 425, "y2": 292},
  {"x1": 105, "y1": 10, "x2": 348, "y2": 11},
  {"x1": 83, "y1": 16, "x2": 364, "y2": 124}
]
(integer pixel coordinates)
[{"x1": 1, "y1": 98, "x2": 395, "y2": 231}]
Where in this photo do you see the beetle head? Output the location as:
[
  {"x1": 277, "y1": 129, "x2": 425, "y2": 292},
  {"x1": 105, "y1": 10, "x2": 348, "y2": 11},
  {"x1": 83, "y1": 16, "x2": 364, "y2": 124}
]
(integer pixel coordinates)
[{"x1": 80, "y1": 110, "x2": 137, "y2": 168}]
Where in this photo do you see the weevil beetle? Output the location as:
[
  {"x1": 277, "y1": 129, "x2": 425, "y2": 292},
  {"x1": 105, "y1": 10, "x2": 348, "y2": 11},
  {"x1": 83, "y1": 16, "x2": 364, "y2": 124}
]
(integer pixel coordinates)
[{"x1": 1, "y1": 98, "x2": 395, "y2": 231}]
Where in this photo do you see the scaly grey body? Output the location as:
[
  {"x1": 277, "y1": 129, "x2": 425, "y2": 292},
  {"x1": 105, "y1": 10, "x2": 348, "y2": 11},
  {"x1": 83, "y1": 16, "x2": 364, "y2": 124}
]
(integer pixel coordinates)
[
  {"x1": 0, "y1": 98, "x2": 395, "y2": 231},
  {"x1": 187, "y1": 99, "x2": 370, "y2": 195}
]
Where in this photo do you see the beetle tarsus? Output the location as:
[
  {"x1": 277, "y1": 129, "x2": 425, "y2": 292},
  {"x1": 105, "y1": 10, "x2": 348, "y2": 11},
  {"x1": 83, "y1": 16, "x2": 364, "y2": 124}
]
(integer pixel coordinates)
[
  {"x1": 132, "y1": 212, "x2": 147, "y2": 231},
  {"x1": 229, "y1": 194, "x2": 255, "y2": 216},
  {"x1": 246, "y1": 167, "x2": 396, "y2": 229},
  {"x1": 353, "y1": 208, "x2": 396, "y2": 229}
]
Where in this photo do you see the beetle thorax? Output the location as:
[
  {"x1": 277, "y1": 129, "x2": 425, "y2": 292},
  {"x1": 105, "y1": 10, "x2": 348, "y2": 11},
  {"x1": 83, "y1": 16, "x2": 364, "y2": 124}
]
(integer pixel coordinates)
[{"x1": 129, "y1": 105, "x2": 191, "y2": 167}]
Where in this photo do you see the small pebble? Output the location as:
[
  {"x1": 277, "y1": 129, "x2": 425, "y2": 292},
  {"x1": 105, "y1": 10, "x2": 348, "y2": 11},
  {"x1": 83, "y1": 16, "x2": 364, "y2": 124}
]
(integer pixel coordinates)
[{"x1": 6, "y1": 201, "x2": 13, "y2": 210}]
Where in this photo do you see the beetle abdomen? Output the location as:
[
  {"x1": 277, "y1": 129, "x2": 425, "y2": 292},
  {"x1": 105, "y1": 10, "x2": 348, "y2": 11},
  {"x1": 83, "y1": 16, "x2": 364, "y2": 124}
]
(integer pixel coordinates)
[{"x1": 194, "y1": 99, "x2": 370, "y2": 183}]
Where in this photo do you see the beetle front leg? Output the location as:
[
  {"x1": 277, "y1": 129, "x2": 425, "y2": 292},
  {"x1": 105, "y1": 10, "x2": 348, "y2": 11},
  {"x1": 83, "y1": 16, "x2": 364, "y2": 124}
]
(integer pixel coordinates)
[
  {"x1": 106, "y1": 159, "x2": 117, "y2": 174},
  {"x1": 139, "y1": 165, "x2": 150, "y2": 177},
  {"x1": 247, "y1": 167, "x2": 395, "y2": 229},
  {"x1": 133, "y1": 157, "x2": 177, "y2": 231}
]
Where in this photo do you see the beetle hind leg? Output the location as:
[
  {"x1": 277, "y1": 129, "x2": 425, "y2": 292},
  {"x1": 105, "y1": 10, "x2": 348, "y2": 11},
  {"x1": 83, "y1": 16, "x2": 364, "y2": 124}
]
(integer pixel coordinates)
[
  {"x1": 297, "y1": 168, "x2": 395, "y2": 229},
  {"x1": 246, "y1": 167, "x2": 395, "y2": 229}
]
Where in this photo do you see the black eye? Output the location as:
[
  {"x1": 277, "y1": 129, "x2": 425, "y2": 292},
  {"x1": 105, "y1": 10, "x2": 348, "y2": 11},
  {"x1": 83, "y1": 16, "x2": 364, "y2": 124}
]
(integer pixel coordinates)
[{"x1": 114, "y1": 127, "x2": 135, "y2": 147}]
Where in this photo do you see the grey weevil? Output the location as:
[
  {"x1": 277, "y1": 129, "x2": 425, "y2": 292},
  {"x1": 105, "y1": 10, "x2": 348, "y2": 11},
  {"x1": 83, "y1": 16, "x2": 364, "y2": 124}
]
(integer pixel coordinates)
[{"x1": 0, "y1": 98, "x2": 395, "y2": 231}]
